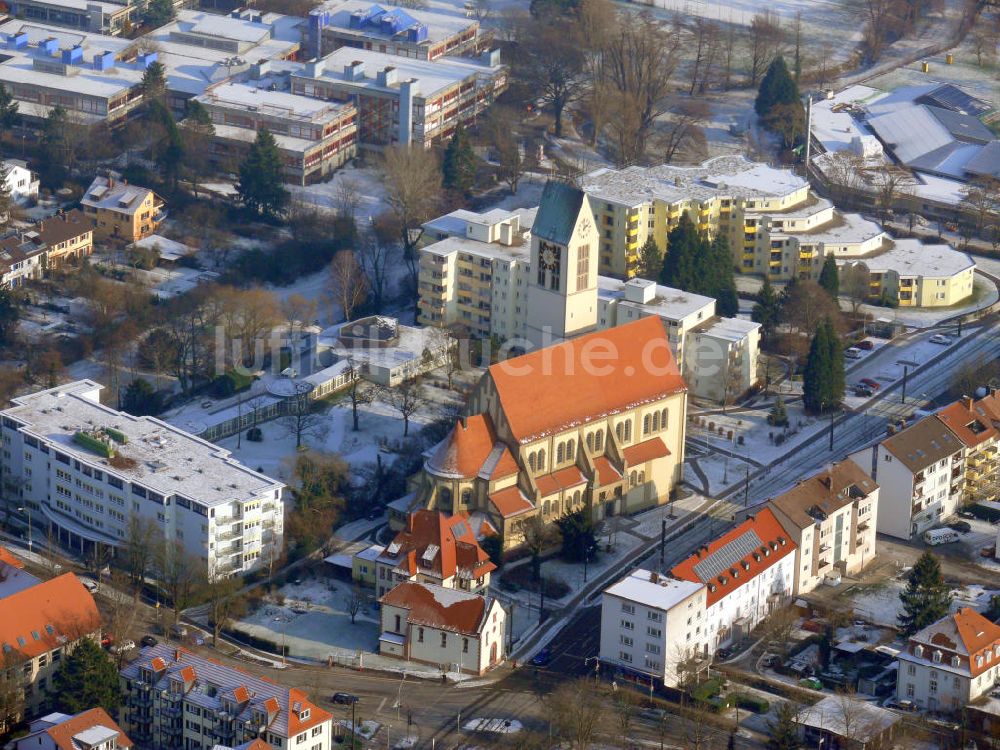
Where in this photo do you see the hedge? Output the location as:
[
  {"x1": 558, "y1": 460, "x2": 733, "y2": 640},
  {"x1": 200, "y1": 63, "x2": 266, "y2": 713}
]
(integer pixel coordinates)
[
  {"x1": 73, "y1": 431, "x2": 114, "y2": 458},
  {"x1": 105, "y1": 427, "x2": 128, "y2": 445},
  {"x1": 731, "y1": 693, "x2": 770, "y2": 713},
  {"x1": 690, "y1": 677, "x2": 725, "y2": 703}
]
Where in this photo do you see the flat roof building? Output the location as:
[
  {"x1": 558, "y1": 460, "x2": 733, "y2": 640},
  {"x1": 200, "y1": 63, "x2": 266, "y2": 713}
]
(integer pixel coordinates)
[
  {"x1": 0, "y1": 380, "x2": 286, "y2": 580},
  {"x1": 7, "y1": 0, "x2": 134, "y2": 35}
]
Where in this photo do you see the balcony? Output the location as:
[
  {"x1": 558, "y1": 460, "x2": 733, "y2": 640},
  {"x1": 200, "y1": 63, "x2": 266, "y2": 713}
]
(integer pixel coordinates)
[{"x1": 817, "y1": 559, "x2": 830, "y2": 569}]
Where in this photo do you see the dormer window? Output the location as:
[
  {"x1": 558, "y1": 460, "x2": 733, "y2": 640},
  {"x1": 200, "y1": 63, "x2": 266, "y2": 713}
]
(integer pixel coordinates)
[
  {"x1": 977, "y1": 655, "x2": 984, "y2": 668},
  {"x1": 932, "y1": 650, "x2": 942, "y2": 663},
  {"x1": 951, "y1": 656, "x2": 961, "y2": 668},
  {"x1": 914, "y1": 645, "x2": 924, "y2": 658},
  {"x1": 299, "y1": 708, "x2": 310, "y2": 721}
]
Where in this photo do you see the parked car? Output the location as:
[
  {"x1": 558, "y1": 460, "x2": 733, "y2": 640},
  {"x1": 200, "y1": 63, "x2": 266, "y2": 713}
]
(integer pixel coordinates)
[
  {"x1": 948, "y1": 521, "x2": 972, "y2": 533},
  {"x1": 332, "y1": 693, "x2": 360, "y2": 705},
  {"x1": 929, "y1": 334, "x2": 951, "y2": 345},
  {"x1": 170, "y1": 624, "x2": 188, "y2": 638},
  {"x1": 859, "y1": 378, "x2": 881, "y2": 390},
  {"x1": 844, "y1": 347, "x2": 863, "y2": 359},
  {"x1": 140, "y1": 635, "x2": 158, "y2": 648},
  {"x1": 110, "y1": 639, "x2": 135, "y2": 654},
  {"x1": 531, "y1": 647, "x2": 553, "y2": 667},
  {"x1": 77, "y1": 576, "x2": 99, "y2": 594},
  {"x1": 716, "y1": 647, "x2": 732, "y2": 660},
  {"x1": 799, "y1": 677, "x2": 823, "y2": 690},
  {"x1": 887, "y1": 699, "x2": 917, "y2": 712},
  {"x1": 854, "y1": 384, "x2": 874, "y2": 397},
  {"x1": 856, "y1": 340, "x2": 875, "y2": 350}
]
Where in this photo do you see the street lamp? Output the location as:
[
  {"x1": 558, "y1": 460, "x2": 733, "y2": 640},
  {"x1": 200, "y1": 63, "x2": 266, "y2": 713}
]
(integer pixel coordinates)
[
  {"x1": 584, "y1": 656, "x2": 600, "y2": 685},
  {"x1": 273, "y1": 616, "x2": 289, "y2": 665},
  {"x1": 16, "y1": 506, "x2": 31, "y2": 553}
]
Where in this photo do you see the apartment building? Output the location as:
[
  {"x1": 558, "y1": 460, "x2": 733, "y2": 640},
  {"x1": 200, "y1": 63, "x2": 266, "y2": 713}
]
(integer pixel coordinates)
[
  {"x1": 768, "y1": 461, "x2": 879, "y2": 596},
  {"x1": 80, "y1": 173, "x2": 164, "y2": 242},
  {"x1": 416, "y1": 193, "x2": 761, "y2": 403},
  {"x1": 2, "y1": 159, "x2": 40, "y2": 202},
  {"x1": 120, "y1": 645, "x2": 333, "y2": 750},
  {"x1": 599, "y1": 569, "x2": 707, "y2": 687},
  {"x1": 850, "y1": 416, "x2": 964, "y2": 540},
  {"x1": 671, "y1": 509, "x2": 796, "y2": 651},
  {"x1": 307, "y1": 0, "x2": 486, "y2": 60},
  {"x1": 194, "y1": 81, "x2": 357, "y2": 185},
  {"x1": 896, "y1": 608, "x2": 1000, "y2": 713},
  {"x1": 0, "y1": 572, "x2": 102, "y2": 719},
  {"x1": 0, "y1": 380, "x2": 286, "y2": 580},
  {"x1": 577, "y1": 156, "x2": 976, "y2": 307},
  {"x1": 7, "y1": 0, "x2": 134, "y2": 35},
  {"x1": 290, "y1": 46, "x2": 506, "y2": 148},
  {"x1": 934, "y1": 397, "x2": 999, "y2": 504},
  {"x1": 373, "y1": 509, "x2": 496, "y2": 598},
  {"x1": 12, "y1": 707, "x2": 132, "y2": 750},
  {"x1": 399, "y1": 317, "x2": 687, "y2": 550},
  {"x1": 378, "y1": 581, "x2": 506, "y2": 674}
]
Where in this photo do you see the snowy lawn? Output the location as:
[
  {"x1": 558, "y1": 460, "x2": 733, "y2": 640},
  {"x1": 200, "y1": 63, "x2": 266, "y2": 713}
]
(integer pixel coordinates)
[{"x1": 851, "y1": 579, "x2": 1000, "y2": 629}]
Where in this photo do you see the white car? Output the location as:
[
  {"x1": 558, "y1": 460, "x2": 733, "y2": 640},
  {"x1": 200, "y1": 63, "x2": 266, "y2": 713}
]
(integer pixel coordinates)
[
  {"x1": 844, "y1": 347, "x2": 862, "y2": 359},
  {"x1": 110, "y1": 639, "x2": 135, "y2": 654},
  {"x1": 929, "y1": 334, "x2": 951, "y2": 345}
]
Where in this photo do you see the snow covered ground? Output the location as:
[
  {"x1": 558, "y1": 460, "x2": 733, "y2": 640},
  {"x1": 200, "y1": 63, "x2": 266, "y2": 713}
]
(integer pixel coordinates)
[
  {"x1": 287, "y1": 163, "x2": 388, "y2": 220},
  {"x1": 852, "y1": 579, "x2": 1000, "y2": 629}
]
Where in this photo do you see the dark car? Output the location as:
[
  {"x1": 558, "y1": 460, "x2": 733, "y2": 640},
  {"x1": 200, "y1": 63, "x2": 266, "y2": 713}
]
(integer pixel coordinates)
[
  {"x1": 531, "y1": 647, "x2": 553, "y2": 667},
  {"x1": 859, "y1": 378, "x2": 881, "y2": 390},
  {"x1": 716, "y1": 647, "x2": 732, "y2": 660},
  {"x1": 857, "y1": 340, "x2": 875, "y2": 350},
  {"x1": 140, "y1": 635, "x2": 158, "y2": 648},
  {"x1": 332, "y1": 693, "x2": 360, "y2": 705},
  {"x1": 949, "y1": 521, "x2": 972, "y2": 533},
  {"x1": 854, "y1": 384, "x2": 874, "y2": 397}
]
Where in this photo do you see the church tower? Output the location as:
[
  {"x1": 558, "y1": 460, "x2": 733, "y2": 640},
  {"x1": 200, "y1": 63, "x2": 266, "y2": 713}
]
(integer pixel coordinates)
[{"x1": 525, "y1": 181, "x2": 599, "y2": 348}]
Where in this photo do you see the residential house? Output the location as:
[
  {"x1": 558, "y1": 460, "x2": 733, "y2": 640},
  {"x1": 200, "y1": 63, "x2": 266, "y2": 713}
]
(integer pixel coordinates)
[
  {"x1": 80, "y1": 173, "x2": 164, "y2": 242},
  {"x1": 11, "y1": 707, "x2": 133, "y2": 750},
  {"x1": 0, "y1": 572, "x2": 102, "y2": 719},
  {"x1": 794, "y1": 695, "x2": 900, "y2": 749},
  {"x1": 378, "y1": 581, "x2": 505, "y2": 674},
  {"x1": 670, "y1": 508, "x2": 796, "y2": 651},
  {"x1": 120, "y1": 645, "x2": 334, "y2": 750},
  {"x1": 768, "y1": 461, "x2": 879, "y2": 596},
  {"x1": 2, "y1": 159, "x2": 39, "y2": 202},
  {"x1": 374, "y1": 509, "x2": 496, "y2": 598},
  {"x1": 935, "y1": 396, "x2": 999, "y2": 505},
  {"x1": 896, "y1": 607, "x2": 1000, "y2": 713},
  {"x1": 35, "y1": 209, "x2": 93, "y2": 269},
  {"x1": 398, "y1": 316, "x2": 688, "y2": 550},
  {"x1": 850, "y1": 415, "x2": 965, "y2": 539},
  {"x1": 599, "y1": 569, "x2": 708, "y2": 688}
]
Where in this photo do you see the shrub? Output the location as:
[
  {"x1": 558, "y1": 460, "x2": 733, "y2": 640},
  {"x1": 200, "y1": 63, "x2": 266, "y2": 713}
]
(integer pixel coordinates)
[
  {"x1": 246, "y1": 427, "x2": 263, "y2": 442},
  {"x1": 211, "y1": 371, "x2": 253, "y2": 398},
  {"x1": 690, "y1": 677, "x2": 725, "y2": 703},
  {"x1": 732, "y1": 693, "x2": 770, "y2": 713}
]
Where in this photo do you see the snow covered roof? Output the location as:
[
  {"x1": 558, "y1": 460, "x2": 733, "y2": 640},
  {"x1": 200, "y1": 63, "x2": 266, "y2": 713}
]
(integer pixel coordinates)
[
  {"x1": 795, "y1": 696, "x2": 899, "y2": 740},
  {"x1": 603, "y1": 569, "x2": 704, "y2": 612},
  {"x1": 379, "y1": 581, "x2": 492, "y2": 635},
  {"x1": 851, "y1": 238, "x2": 974, "y2": 279}
]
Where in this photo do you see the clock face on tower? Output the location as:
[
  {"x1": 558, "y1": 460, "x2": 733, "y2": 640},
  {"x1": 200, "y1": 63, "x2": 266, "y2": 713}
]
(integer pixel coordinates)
[
  {"x1": 540, "y1": 244, "x2": 559, "y2": 270},
  {"x1": 578, "y1": 217, "x2": 592, "y2": 236}
]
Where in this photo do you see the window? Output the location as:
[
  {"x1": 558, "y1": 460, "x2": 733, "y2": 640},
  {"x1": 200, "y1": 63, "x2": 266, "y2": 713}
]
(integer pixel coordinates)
[
  {"x1": 906, "y1": 683, "x2": 914, "y2": 697},
  {"x1": 645, "y1": 643, "x2": 660, "y2": 654},
  {"x1": 907, "y1": 664, "x2": 916, "y2": 676},
  {"x1": 620, "y1": 636, "x2": 633, "y2": 646},
  {"x1": 441, "y1": 633, "x2": 447, "y2": 648},
  {"x1": 647, "y1": 627, "x2": 661, "y2": 638},
  {"x1": 462, "y1": 638, "x2": 469, "y2": 653},
  {"x1": 647, "y1": 611, "x2": 662, "y2": 622},
  {"x1": 621, "y1": 603, "x2": 635, "y2": 615},
  {"x1": 619, "y1": 651, "x2": 632, "y2": 663},
  {"x1": 929, "y1": 679, "x2": 938, "y2": 694},
  {"x1": 418, "y1": 628, "x2": 424, "y2": 643},
  {"x1": 621, "y1": 620, "x2": 634, "y2": 631}
]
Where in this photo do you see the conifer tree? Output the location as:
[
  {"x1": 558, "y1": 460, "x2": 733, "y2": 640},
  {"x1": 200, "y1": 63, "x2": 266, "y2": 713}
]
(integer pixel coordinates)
[
  {"x1": 755, "y1": 56, "x2": 800, "y2": 117},
  {"x1": 660, "y1": 212, "x2": 699, "y2": 289},
  {"x1": 140, "y1": 61, "x2": 167, "y2": 104},
  {"x1": 709, "y1": 234, "x2": 738, "y2": 316},
  {"x1": 0, "y1": 83, "x2": 18, "y2": 137},
  {"x1": 826, "y1": 317, "x2": 845, "y2": 406},
  {"x1": 52, "y1": 638, "x2": 121, "y2": 714},
  {"x1": 818, "y1": 256, "x2": 840, "y2": 298},
  {"x1": 766, "y1": 702, "x2": 802, "y2": 750},
  {"x1": 803, "y1": 321, "x2": 831, "y2": 414},
  {"x1": 752, "y1": 277, "x2": 781, "y2": 341},
  {"x1": 898, "y1": 551, "x2": 952, "y2": 637},
  {"x1": 637, "y1": 236, "x2": 663, "y2": 280},
  {"x1": 441, "y1": 124, "x2": 476, "y2": 195},
  {"x1": 237, "y1": 129, "x2": 288, "y2": 219},
  {"x1": 768, "y1": 395, "x2": 789, "y2": 427}
]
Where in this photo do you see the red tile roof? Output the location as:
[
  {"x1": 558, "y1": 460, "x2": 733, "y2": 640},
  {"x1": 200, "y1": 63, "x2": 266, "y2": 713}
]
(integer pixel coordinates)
[
  {"x1": 935, "y1": 399, "x2": 998, "y2": 448},
  {"x1": 426, "y1": 415, "x2": 498, "y2": 479},
  {"x1": 0, "y1": 545, "x2": 24, "y2": 569},
  {"x1": 380, "y1": 582, "x2": 488, "y2": 635},
  {"x1": 385, "y1": 510, "x2": 495, "y2": 580},
  {"x1": 287, "y1": 688, "x2": 332, "y2": 736},
  {"x1": 488, "y1": 317, "x2": 686, "y2": 443},
  {"x1": 488, "y1": 486, "x2": 534, "y2": 518},
  {"x1": 0, "y1": 572, "x2": 100, "y2": 661},
  {"x1": 535, "y1": 466, "x2": 586, "y2": 497},
  {"x1": 955, "y1": 607, "x2": 1000, "y2": 677},
  {"x1": 233, "y1": 684, "x2": 250, "y2": 704},
  {"x1": 622, "y1": 436, "x2": 670, "y2": 466},
  {"x1": 43, "y1": 708, "x2": 132, "y2": 750},
  {"x1": 592, "y1": 456, "x2": 622, "y2": 486},
  {"x1": 671, "y1": 508, "x2": 795, "y2": 606}
]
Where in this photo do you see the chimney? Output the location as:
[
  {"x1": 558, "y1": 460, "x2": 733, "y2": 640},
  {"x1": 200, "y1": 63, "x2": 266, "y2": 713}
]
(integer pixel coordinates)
[
  {"x1": 649, "y1": 570, "x2": 659, "y2": 583},
  {"x1": 819, "y1": 475, "x2": 832, "y2": 489},
  {"x1": 377, "y1": 66, "x2": 397, "y2": 87},
  {"x1": 964, "y1": 396, "x2": 973, "y2": 411},
  {"x1": 174, "y1": 648, "x2": 182, "y2": 661},
  {"x1": 344, "y1": 60, "x2": 365, "y2": 81}
]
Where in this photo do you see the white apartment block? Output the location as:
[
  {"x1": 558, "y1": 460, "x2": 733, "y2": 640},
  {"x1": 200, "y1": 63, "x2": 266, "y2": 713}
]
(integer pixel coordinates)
[
  {"x1": 769, "y1": 461, "x2": 879, "y2": 596},
  {"x1": 0, "y1": 381, "x2": 285, "y2": 580},
  {"x1": 850, "y1": 415, "x2": 964, "y2": 540},
  {"x1": 120, "y1": 645, "x2": 333, "y2": 750},
  {"x1": 599, "y1": 569, "x2": 707, "y2": 687},
  {"x1": 896, "y1": 608, "x2": 1000, "y2": 714},
  {"x1": 671, "y1": 509, "x2": 796, "y2": 651},
  {"x1": 416, "y1": 198, "x2": 761, "y2": 404}
]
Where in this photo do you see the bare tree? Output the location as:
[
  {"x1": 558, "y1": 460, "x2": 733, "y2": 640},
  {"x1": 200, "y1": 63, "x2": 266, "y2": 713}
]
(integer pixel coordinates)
[
  {"x1": 659, "y1": 98, "x2": 711, "y2": 163},
  {"x1": 346, "y1": 584, "x2": 365, "y2": 624},
  {"x1": 862, "y1": 0, "x2": 899, "y2": 62},
  {"x1": 104, "y1": 569, "x2": 139, "y2": 667},
  {"x1": 486, "y1": 107, "x2": 527, "y2": 195},
  {"x1": 125, "y1": 513, "x2": 160, "y2": 591},
  {"x1": 960, "y1": 176, "x2": 1000, "y2": 234},
  {"x1": 518, "y1": 514, "x2": 560, "y2": 582},
  {"x1": 382, "y1": 146, "x2": 442, "y2": 292},
  {"x1": 0, "y1": 651, "x2": 23, "y2": 734},
  {"x1": 154, "y1": 537, "x2": 205, "y2": 627},
  {"x1": 869, "y1": 167, "x2": 916, "y2": 221},
  {"x1": 335, "y1": 176, "x2": 361, "y2": 222},
  {"x1": 546, "y1": 679, "x2": 606, "y2": 750},
  {"x1": 388, "y1": 379, "x2": 426, "y2": 437},
  {"x1": 205, "y1": 574, "x2": 246, "y2": 647},
  {"x1": 614, "y1": 689, "x2": 636, "y2": 748},
  {"x1": 345, "y1": 362, "x2": 383, "y2": 431},
  {"x1": 681, "y1": 697, "x2": 718, "y2": 750},
  {"x1": 328, "y1": 250, "x2": 368, "y2": 324},
  {"x1": 519, "y1": 20, "x2": 588, "y2": 137},
  {"x1": 687, "y1": 18, "x2": 723, "y2": 94},
  {"x1": 746, "y1": 11, "x2": 784, "y2": 85},
  {"x1": 281, "y1": 390, "x2": 327, "y2": 449},
  {"x1": 842, "y1": 264, "x2": 872, "y2": 316}
]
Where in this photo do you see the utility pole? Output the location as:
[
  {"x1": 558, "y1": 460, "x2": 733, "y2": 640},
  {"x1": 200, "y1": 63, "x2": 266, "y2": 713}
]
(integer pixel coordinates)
[
  {"x1": 829, "y1": 407, "x2": 836, "y2": 451},
  {"x1": 804, "y1": 95, "x2": 814, "y2": 171},
  {"x1": 659, "y1": 518, "x2": 666, "y2": 570},
  {"x1": 901, "y1": 364, "x2": 909, "y2": 404}
]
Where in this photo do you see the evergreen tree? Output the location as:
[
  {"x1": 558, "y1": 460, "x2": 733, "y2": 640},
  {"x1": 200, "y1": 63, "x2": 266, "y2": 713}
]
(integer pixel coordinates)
[
  {"x1": 38, "y1": 105, "x2": 69, "y2": 187},
  {"x1": 637, "y1": 236, "x2": 663, "y2": 280},
  {"x1": 123, "y1": 378, "x2": 163, "y2": 416},
  {"x1": 237, "y1": 129, "x2": 288, "y2": 219},
  {"x1": 181, "y1": 100, "x2": 215, "y2": 196},
  {"x1": 52, "y1": 638, "x2": 121, "y2": 715},
  {"x1": 0, "y1": 288, "x2": 18, "y2": 346},
  {"x1": 818, "y1": 256, "x2": 840, "y2": 298},
  {"x1": 802, "y1": 321, "x2": 831, "y2": 414},
  {"x1": 898, "y1": 551, "x2": 952, "y2": 637},
  {"x1": 149, "y1": 100, "x2": 183, "y2": 191},
  {"x1": 826, "y1": 317, "x2": 845, "y2": 406},
  {"x1": 660, "y1": 212, "x2": 699, "y2": 289},
  {"x1": 441, "y1": 124, "x2": 476, "y2": 195},
  {"x1": 755, "y1": 56, "x2": 800, "y2": 117},
  {"x1": 0, "y1": 82, "x2": 18, "y2": 136},
  {"x1": 556, "y1": 508, "x2": 598, "y2": 563},
  {"x1": 766, "y1": 702, "x2": 802, "y2": 750},
  {"x1": 768, "y1": 396, "x2": 789, "y2": 427},
  {"x1": 144, "y1": 0, "x2": 175, "y2": 27},
  {"x1": 752, "y1": 277, "x2": 781, "y2": 341},
  {"x1": 140, "y1": 61, "x2": 167, "y2": 104},
  {"x1": 708, "y1": 234, "x2": 738, "y2": 316}
]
